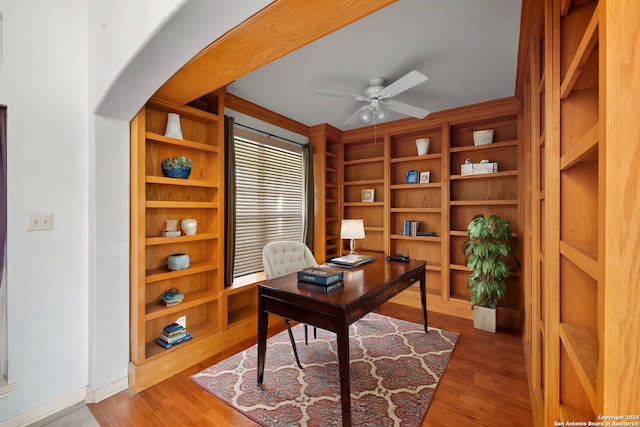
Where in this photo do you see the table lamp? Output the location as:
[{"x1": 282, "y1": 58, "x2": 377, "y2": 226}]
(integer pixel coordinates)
[{"x1": 340, "y1": 219, "x2": 365, "y2": 254}]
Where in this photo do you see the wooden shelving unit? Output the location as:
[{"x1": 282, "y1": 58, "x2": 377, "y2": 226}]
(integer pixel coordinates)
[
  {"x1": 310, "y1": 123, "x2": 343, "y2": 262},
  {"x1": 386, "y1": 126, "x2": 445, "y2": 300},
  {"x1": 522, "y1": 0, "x2": 640, "y2": 422},
  {"x1": 130, "y1": 94, "x2": 265, "y2": 391},
  {"x1": 312, "y1": 98, "x2": 523, "y2": 324},
  {"x1": 340, "y1": 133, "x2": 387, "y2": 255},
  {"x1": 447, "y1": 113, "x2": 522, "y2": 327}
]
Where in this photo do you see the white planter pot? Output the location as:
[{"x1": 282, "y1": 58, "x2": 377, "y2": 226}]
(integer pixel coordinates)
[{"x1": 472, "y1": 305, "x2": 497, "y2": 333}]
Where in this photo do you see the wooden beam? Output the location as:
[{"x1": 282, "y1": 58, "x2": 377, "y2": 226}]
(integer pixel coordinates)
[
  {"x1": 154, "y1": 0, "x2": 397, "y2": 105},
  {"x1": 225, "y1": 93, "x2": 310, "y2": 137}
]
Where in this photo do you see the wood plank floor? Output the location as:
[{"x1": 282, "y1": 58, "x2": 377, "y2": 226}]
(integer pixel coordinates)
[{"x1": 89, "y1": 305, "x2": 533, "y2": 426}]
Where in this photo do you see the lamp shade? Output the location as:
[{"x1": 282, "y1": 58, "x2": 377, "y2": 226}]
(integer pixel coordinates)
[{"x1": 341, "y1": 219, "x2": 365, "y2": 239}]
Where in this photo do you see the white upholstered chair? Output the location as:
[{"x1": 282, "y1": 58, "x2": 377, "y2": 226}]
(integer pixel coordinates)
[{"x1": 262, "y1": 241, "x2": 319, "y2": 368}]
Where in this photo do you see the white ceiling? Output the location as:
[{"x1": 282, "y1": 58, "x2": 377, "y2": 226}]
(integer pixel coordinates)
[{"x1": 226, "y1": 0, "x2": 522, "y2": 132}]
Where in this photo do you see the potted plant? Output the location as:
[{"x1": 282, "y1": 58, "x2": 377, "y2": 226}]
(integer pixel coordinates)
[{"x1": 464, "y1": 214, "x2": 514, "y2": 332}]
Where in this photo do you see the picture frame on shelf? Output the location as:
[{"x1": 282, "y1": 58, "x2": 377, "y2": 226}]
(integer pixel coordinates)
[
  {"x1": 405, "y1": 170, "x2": 419, "y2": 184},
  {"x1": 420, "y1": 171, "x2": 431, "y2": 183},
  {"x1": 361, "y1": 188, "x2": 375, "y2": 202}
]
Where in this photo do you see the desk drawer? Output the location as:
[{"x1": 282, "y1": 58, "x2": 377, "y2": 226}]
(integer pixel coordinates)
[{"x1": 350, "y1": 273, "x2": 422, "y2": 322}]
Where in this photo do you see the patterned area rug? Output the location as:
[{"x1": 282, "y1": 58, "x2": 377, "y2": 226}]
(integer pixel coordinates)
[{"x1": 191, "y1": 313, "x2": 459, "y2": 427}]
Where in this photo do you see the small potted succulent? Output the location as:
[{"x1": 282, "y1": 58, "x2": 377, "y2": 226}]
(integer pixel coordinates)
[
  {"x1": 162, "y1": 156, "x2": 192, "y2": 179},
  {"x1": 464, "y1": 214, "x2": 514, "y2": 332}
]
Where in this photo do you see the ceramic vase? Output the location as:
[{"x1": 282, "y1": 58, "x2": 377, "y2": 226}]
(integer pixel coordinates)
[
  {"x1": 416, "y1": 138, "x2": 430, "y2": 155},
  {"x1": 181, "y1": 219, "x2": 197, "y2": 235},
  {"x1": 165, "y1": 113, "x2": 183, "y2": 139},
  {"x1": 167, "y1": 253, "x2": 190, "y2": 271}
]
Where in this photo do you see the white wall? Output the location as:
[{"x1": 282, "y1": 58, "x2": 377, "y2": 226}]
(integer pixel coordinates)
[
  {"x1": 0, "y1": 0, "x2": 184, "y2": 422},
  {"x1": 0, "y1": 0, "x2": 273, "y2": 423},
  {"x1": 87, "y1": 0, "x2": 186, "y2": 399},
  {"x1": 0, "y1": 0, "x2": 90, "y2": 421}
]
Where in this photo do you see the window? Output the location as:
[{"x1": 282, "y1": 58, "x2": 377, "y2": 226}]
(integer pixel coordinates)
[{"x1": 233, "y1": 130, "x2": 304, "y2": 277}]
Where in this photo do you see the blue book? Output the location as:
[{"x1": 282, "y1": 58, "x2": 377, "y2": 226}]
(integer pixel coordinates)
[
  {"x1": 163, "y1": 322, "x2": 184, "y2": 334},
  {"x1": 297, "y1": 266, "x2": 344, "y2": 285},
  {"x1": 298, "y1": 280, "x2": 344, "y2": 293},
  {"x1": 156, "y1": 332, "x2": 192, "y2": 349}
]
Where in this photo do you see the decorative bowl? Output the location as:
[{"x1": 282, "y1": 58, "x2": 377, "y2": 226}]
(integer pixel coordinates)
[
  {"x1": 473, "y1": 129, "x2": 494, "y2": 146},
  {"x1": 162, "y1": 156, "x2": 192, "y2": 179},
  {"x1": 161, "y1": 287, "x2": 184, "y2": 306},
  {"x1": 167, "y1": 253, "x2": 190, "y2": 271}
]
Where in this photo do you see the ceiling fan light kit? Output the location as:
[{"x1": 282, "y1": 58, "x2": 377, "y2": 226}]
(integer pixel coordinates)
[
  {"x1": 359, "y1": 99, "x2": 389, "y2": 124},
  {"x1": 317, "y1": 70, "x2": 431, "y2": 127}
]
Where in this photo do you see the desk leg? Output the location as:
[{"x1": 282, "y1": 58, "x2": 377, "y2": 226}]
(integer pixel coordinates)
[
  {"x1": 336, "y1": 320, "x2": 351, "y2": 427},
  {"x1": 257, "y1": 304, "x2": 268, "y2": 385},
  {"x1": 419, "y1": 269, "x2": 428, "y2": 334}
]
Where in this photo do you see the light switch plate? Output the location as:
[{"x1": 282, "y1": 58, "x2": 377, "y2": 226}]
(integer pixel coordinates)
[{"x1": 28, "y1": 212, "x2": 53, "y2": 231}]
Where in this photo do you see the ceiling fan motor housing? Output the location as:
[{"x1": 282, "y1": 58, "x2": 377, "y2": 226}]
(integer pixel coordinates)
[{"x1": 364, "y1": 78, "x2": 386, "y2": 98}]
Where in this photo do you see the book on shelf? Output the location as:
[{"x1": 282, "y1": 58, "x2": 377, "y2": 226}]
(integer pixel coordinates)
[
  {"x1": 298, "y1": 280, "x2": 344, "y2": 293},
  {"x1": 161, "y1": 322, "x2": 186, "y2": 338},
  {"x1": 155, "y1": 332, "x2": 192, "y2": 349},
  {"x1": 329, "y1": 254, "x2": 375, "y2": 269},
  {"x1": 403, "y1": 220, "x2": 421, "y2": 237},
  {"x1": 297, "y1": 265, "x2": 344, "y2": 285},
  {"x1": 157, "y1": 331, "x2": 188, "y2": 344}
]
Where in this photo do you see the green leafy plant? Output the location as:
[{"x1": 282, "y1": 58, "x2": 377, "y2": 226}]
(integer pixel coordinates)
[
  {"x1": 163, "y1": 156, "x2": 192, "y2": 169},
  {"x1": 465, "y1": 215, "x2": 514, "y2": 309}
]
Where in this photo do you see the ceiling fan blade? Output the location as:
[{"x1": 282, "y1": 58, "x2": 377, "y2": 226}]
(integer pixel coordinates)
[
  {"x1": 380, "y1": 70, "x2": 428, "y2": 99},
  {"x1": 343, "y1": 105, "x2": 368, "y2": 126},
  {"x1": 316, "y1": 89, "x2": 361, "y2": 99},
  {"x1": 386, "y1": 100, "x2": 431, "y2": 119}
]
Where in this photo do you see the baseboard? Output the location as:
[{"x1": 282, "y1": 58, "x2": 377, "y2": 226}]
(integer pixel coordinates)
[
  {"x1": 85, "y1": 377, "x2": 128, "y2": 403},
  {"x1": 0, "y1": 387, "x2": 86, "y2": 427},
  {"x1": 0, "y1": 376, "x2": 127, "y2": 427}
]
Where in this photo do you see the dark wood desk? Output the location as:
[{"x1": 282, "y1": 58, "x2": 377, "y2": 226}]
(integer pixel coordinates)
[{"x1": 257, "y1": 255, "x2": 427, "y2": 427}]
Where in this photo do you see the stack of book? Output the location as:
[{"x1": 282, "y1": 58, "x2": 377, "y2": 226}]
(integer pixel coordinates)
[
  {"x1": 156, "y1": 322, "x2": 192, "y2": 349},
  {"x1": 297, "y1": 265, "x2": 344, "y2": 285}
]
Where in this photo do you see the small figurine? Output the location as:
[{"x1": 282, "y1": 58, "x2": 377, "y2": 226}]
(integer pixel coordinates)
[{"x1": 165, "y1": 219, "x2": 179, "y2": 232}]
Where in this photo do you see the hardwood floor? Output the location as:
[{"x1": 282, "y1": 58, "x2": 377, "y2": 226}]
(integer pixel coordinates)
[{"x1": 89, "y1": 305, "x2": 533, "y2": 426}]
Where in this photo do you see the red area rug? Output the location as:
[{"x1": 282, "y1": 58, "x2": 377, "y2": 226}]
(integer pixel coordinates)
[{"x1": 191, "y1": 313, "x2": 458, "y2": 426}]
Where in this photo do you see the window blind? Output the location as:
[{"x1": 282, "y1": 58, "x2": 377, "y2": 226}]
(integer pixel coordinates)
[{"x1": 234, "y1": 136, "x2": 304, "y2": 277}]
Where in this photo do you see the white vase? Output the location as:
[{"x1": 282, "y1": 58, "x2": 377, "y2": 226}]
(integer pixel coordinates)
[
  {"x1": 416, "y1": 138, "x2": 430, "y2": 155},
  {"x1": 165, "y1": 113, "x2": 183, "y2": 139},
  {"x1": 181, "y1": 219, "x2": 197, "y2": 235}
]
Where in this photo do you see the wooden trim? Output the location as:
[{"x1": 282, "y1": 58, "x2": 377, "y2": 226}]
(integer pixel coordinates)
[
  {"x1": 516, "y1": 0, "x2": 545, "y2": 100},
  {"x1": 601, "y1": 0, "x2": 640, "y2": 414},
  {"x1": 225, "y1": 93, "x2": 310, "y2": 137},
  {"x1": 154, "y1": 0, "x2": 397, "y2": 105},
  {"x1": 130, "y1": 107, "x2": 147, "y2": 364},
  {"x1": 542, "y1": 0, "x2": 561, "y2": 423}
]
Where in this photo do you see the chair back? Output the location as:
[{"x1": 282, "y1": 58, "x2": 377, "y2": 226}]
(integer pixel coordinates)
[{"x1": 262, "y1": 241, "x2": 319, "y2": 279}]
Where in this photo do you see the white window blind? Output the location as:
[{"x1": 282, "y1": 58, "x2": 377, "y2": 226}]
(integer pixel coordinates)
[{"x1": 234, "y1": 134, "x2": 304, "y2": 277}]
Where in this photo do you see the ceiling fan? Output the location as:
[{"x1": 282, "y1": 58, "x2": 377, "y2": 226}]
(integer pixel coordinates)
[{"x1": 317, "y1": 70, "x2": 431, "y2": 126}]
